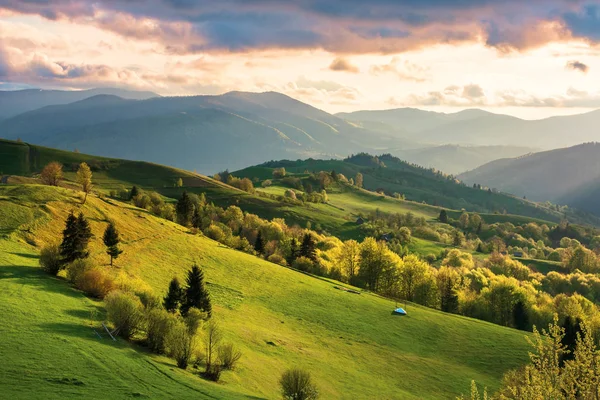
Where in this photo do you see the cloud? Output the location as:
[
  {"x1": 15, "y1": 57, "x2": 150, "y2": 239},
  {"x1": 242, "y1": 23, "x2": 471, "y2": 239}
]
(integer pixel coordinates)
[
  {"x1": 566, "y1": 60, "x2": 589, "y2": 73},
  {"x1": 329, "y1": 57, "x2": 359, "y2": 73},
  {"x1": 2, "y1": 1, "x2": 600, "y2": 54},
  {"x1": 369, "y1": 57, "x2": 428, "y2": 82},
  {"x1": 497, "y1": 87, "x2": 600, "y2": 108},
  {"x1": 405, "y1": 83, "x2": 487, "y2": 106}
]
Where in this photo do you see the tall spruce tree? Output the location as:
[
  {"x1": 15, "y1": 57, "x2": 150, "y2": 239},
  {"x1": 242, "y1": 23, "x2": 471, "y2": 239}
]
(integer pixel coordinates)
[
  {"x1": 439, "y1": 209, "x2": 448, "y2": 224},
  {"x1": 191, "y1": 207, "x2": 202, "y2": 229},
  {"x1": 300, "y1": 233, "x2": 317, "y2": 262},
  {"x1": 129, "y1": 185, "x2": 139, "y2": 200},
  {"x1": 512, "y1": 300, "x2": 529, "y2": 331},
  {"x1": 560, "y1": 316, "x2": 582, "y2": 365},
  {"x1": 287, "y1": 238, "x2": 299, "y2": 265},
  {"x1": 164, "y1": 277, "x2": 183, "y2": 313},
  {"x1": 180, "y1": 264, "x2": 212, "y2": 317},
  {"x1": 103, "y1": 222, "x2": 123, "y2": 266},
  {"x1": 176, "y1": 191, "x2": 194, "y2": 227},
  {"x1": 60, "y1": 212, "x2": 92, "y2": 265},
  {"x1": 254, "y1": 231, "x2": 264, "y2": 254}
]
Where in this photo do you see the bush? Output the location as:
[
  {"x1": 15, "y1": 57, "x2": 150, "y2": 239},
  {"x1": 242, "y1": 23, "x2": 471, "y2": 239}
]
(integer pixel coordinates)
[
  {"x1": 166, "y1": 320, "x2": 196, "y2": 369},
  {"x1": 292, "y1": 256, "x2": 314, "y2": 273},
  {"x1": 39, "y1": 244, "x2": 62, "y2": 275},
  {"x1": 219, "y1": 343, "x2": 242, "y2": 370},
  {"x1": 146, "y1": 308, "x2": 177, "y2": 354},
  {"x1": 280, "y1": 368, "x2": 319, "y2": 400},
  {"x1": 76, "y1": 268, "x2": 115, "y2": 298},
  {"x1": 66, "y1": 258, "x2": 94, "y2": 283},
  {"x1": 268, "y1": 253, "x2": 287, "y2": 266},
  {"x1": 203, "y1": 364, "x2": 222, "y2": 382},
  {"x1": 133, "y1": 194, "x2": 151, "y2": 209},
  {"x1": 104, "y1": 291, "x2": 145, "y2": 339}
]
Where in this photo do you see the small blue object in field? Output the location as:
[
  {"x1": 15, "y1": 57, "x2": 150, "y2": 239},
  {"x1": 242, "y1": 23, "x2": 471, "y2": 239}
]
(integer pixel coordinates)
[{"x1": 393, "y1": 308, "x2": 407, "y2": 315}]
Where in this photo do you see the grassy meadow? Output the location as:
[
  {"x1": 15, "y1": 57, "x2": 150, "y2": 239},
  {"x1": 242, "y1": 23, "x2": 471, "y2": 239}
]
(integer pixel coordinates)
[{"x1": 0, "y1": 183, "x2": 532, "y2": 399}]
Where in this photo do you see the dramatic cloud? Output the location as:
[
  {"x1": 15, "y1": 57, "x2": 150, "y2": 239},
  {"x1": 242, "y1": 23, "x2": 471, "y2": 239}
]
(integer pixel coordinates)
[
  {"x1": 566, "y1": 60, "x2": 589, "y2": 73},
  {"x1": 329, "y1": 57, "x2": 359, "y2": 73},
  {"x1": 1, "y1": 1, "x2": 600, "y2": 54}
]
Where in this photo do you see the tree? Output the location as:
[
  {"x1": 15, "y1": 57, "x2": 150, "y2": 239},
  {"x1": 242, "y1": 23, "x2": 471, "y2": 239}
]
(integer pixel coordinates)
[
  {"x1": 180, "y1": 264, "x2": 212, "y2": 317},
  {"x1": 560, "y1": 316, "x2": 582, "y2": 365},
  {"x1": 459, "y1": 212, "x2": 470, "y2": 230},
  {"x1": 273, "y1": 167, "x2": 286, "y2": 179},
  {"x1": 163, "y1": 277, "x2": 183, "y2": 313},
  {"x1": 358, "y1": 237, "x2": 391, "y2": 291},
  {"x1": 76, "y1": 162, "x2": 93, "y2": 204},
  {"x1": 355, "y1": 172, "x2": 363, "y2": 188},
  {"x1": 280, "y1": 368, "x2": 319, "y2": 400},
  {"x1": 102, "y1": 222, "x2": 123, "y2": 266},
  {"x1": 176, "y1": 191, "x2": 194, "y2": 227},
  {"x1": 39, "y1": 244, "x2": 62, "y2": 275},
  {"x1": 512, "y1": 300, "x2": 529, "y2": 331},
  {"x1": 204, "y1": 320, "x2": 223, "y2": 380},
  {"x1": 254, "y1": 231, "x2": 265, "y2": 255},
  {"x1": 60, "y1": 212, "x2": 92, "y2": 265},
  {"x1": 437, "y1": 266, "x2": 459, "y2": 313},
  {"x1": 452, "y1": 231, "x2": 465, "y2": 247},
  {"x1": 337, "y1": 240, "x2": 360, "y2": 282},
  {"x1": 40, "y1": 162, "x2": 63, "y2": 186},
  {"x1": 176, "y1": 177, "x2": 183, "y2": 187},
  {"x1": 129, "y1": 185, "x2": 139, "y2": 200},
  {"x1": 300, "y1": 233, "x2": 317, "y2": 262},
  {"x1": 287, "y1": 238, "x2": 300, "y2": 265},
  {"x1": 397, "y1": 227, "x2": 412, "y2": 245},
  {"x1": 438, "y1": 209, "x2": 448, "y2": 224},
  {"x1": 191, "y1": 207, "x2": 202, "y2": 229}
]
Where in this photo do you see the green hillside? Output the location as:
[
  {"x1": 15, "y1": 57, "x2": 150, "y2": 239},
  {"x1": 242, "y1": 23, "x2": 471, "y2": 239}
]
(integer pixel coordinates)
[{"x1": 0, "y1": 183, "x2": 531, "y2": 399}]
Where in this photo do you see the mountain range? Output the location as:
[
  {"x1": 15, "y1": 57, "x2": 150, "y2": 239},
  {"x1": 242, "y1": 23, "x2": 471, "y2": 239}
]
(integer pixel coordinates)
[
  {"x1": 338, "y1": 107, "x2": 600, "y2": 150},
  {"x1": 458, "y1": 143, "x2": 600, "y2": 215},
  {"x1": 0, "y1": 88, "x2": 158, "y2": 120}
]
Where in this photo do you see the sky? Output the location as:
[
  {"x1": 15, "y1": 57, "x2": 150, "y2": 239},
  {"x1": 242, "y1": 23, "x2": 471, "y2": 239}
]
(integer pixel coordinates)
[{"x1": 2, "y1": 1, "x2": 600, "y2": 118}]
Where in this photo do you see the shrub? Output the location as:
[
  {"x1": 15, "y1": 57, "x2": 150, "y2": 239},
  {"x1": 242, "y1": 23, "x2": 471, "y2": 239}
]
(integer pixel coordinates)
[
  {"x1": 39, "y1": 244, "x2": 62, "y2": 275},
  {"x1": 292, "y1": 256, "x2": 314, "y2": 273},
  {"x1": 146, "y1": 308, "x2": 177, "y2": 354},
  {"x1": 424, "y1": 253, "x2": 437, "y2": 264},
  {"x1": 203, "y1": 363, "x2": 222, "y2": 382},
  {"x1": 66, "y1": 258, "x2": 94, "y2": 283},
  {"x1": 104, "y1": 291, "x2": 145, "y2": 339},
  {"x1": 166, "y1": 320, "x2": 196, "y2": 369},
  {"x1": 219, "y1": 343, "x2": 242, "y2": 370},
  {"x1": 204, "y1": 224, "x2": 226, "y2": 242},
  {"x1": 268, "y1": 253, "x2": 287, "y2": 266},
  {"x1": 280, "y1": 368, "x2": 319, "y2": 400},
  {"x1": 261, "y1": 179, "x2": 272, "y2": 187},
  {"x1": 76, "y1": 268, "x2": 115, "y2": 298},
  {"x1": 133, "y1": 194, "x2": 151, "y2": 209}
]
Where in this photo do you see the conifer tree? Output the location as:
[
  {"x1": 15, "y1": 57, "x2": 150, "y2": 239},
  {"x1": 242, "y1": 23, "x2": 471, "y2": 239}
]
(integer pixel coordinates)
[
  {"x1": 560, "y1": 316, "x2": 582, "y2": 365},
  {"x1": 287, "y1": 238, "x2": 299, "y2": 265},
  {"x1": 439, "y1": 209, "x2": 448, "y2": 224},
  {"x1": 129, "y1": 185, "x2": 139, "y2": 200},
  {"x1": 180, "y1": 264, "x2": 212, "y2": 317},
  {"x1": 102, "y1": 222, "x2": 123, "y2": 266},
  {"x1": 300, "y1": 233, "x2": 317, "y2": 262},
  {"x1": 191, "y1": 207, "x2": 202, "y2": 229},
  {"x1": 512, "y1": 300, "x2": 529, "y2": 331},
  {"x1": 164, "y1": 277, "x2": 183, "y2": 313},
  {"x1": 254, "y1": 231, "x2": 264, "y2": 254},
  {"x1": 176, "y1": 191, "x2": 194, "y2": 227},
  {"x1": 60, "y1": 212, "x2": 92, "y2": 265}
]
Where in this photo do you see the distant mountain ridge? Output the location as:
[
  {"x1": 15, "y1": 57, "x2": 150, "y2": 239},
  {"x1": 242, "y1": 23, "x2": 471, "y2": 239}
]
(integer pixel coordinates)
[
  {"x1": 337, "y1": 107, "x2": 600, "y2": 149},
  {"x1": 0, "y1": 87, "x2": 158, "y2": 120},
  {"x1": 458, "y1": 143, "x2": 600, "y2": 215}
]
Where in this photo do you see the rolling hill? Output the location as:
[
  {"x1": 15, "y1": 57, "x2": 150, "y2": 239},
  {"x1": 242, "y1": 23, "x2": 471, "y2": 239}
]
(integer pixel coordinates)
[
  {"x1": 0, "y1": 88, "x2": 158, "y2": 121},
  {"x1": 458, "y1": 143, "x2": 600, "y2": 216},
  {"x1": 0, "y1": 161, "x2": 533, "y2": 399}
]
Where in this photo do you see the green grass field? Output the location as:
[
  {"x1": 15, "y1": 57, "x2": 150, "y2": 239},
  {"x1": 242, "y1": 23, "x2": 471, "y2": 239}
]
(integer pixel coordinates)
[{"x1": 0, "y1": 183, "x2": 532, "y2": 399}]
